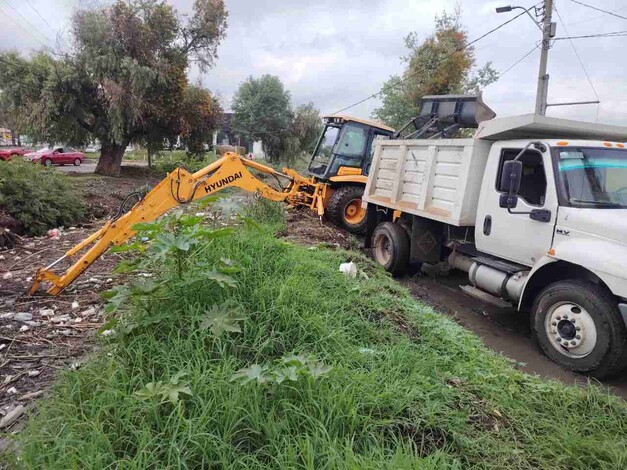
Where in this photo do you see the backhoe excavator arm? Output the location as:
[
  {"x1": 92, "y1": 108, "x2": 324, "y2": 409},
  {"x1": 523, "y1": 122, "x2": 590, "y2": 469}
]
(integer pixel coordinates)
[{"x1": 29, "y1": 152, "x2": 323, "y2": 296}]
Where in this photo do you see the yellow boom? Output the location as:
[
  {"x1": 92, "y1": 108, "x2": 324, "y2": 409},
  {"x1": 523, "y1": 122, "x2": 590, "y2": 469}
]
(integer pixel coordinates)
[{"x1": 29, "y1": 152, "x2": 327, "y2": 296}]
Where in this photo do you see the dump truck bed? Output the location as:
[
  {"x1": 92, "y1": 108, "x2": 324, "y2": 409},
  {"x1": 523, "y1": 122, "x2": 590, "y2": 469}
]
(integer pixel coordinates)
[{"x1": 363, "y1": 138, "x2": 492, "y2": 226}]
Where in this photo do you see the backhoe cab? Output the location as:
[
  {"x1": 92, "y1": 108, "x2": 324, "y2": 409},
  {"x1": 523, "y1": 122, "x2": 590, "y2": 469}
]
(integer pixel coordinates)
[{"x1": 307, "y1": 115, "x2": 394, "y2": 232}]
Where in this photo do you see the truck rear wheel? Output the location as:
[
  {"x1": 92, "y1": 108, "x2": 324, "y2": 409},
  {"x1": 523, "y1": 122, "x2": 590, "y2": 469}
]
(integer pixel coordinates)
[
  {"x1": 327, "y1": 185, "x2": 367, "y2": 233},
  {"x1": 371, "y1": 222, "x2": 409, "y2": 276},
  {"x1": 531, "y1": 280, "x2": 627, "y2": 378}
]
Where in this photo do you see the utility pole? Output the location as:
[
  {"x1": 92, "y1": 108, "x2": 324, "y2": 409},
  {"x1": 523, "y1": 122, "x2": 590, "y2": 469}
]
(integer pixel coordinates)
[{"x1": 535, "y1": 0, "x2": 553, "y2": 115}]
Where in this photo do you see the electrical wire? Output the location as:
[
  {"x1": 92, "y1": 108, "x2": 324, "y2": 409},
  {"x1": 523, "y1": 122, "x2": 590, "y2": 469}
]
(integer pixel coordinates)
[
  {"x1": 497, "y1": 44, "x2": 539, "y2": 78},
  {"x1": 553, "y1": 3, "x2": 601, "y2": 120},
  {"x1": 553, "y1": 30, "x2": 627, "y2": 40},
  {"x1": 568, "y1": 0, "x2": 627, "y2": 21},
  {"x1": 329, "y1": 6, "x2": 535, "y2": 115},
  {"x1": 0, "y1": 0, "x2": 50, "y2": 48},
  {"x1": 23, "y1": 0, "x2": 60, "y2": 37}
]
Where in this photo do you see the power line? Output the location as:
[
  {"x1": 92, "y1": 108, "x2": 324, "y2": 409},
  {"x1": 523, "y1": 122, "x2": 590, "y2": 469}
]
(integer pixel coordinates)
[
  {"x1": 0, "y1": 0, "x2": 50, "y2": 48},
  {"x1": 568, "y1": 0, "x2": 627, "y2": 21},
  {"x1": 498, "y1": 45, "x2": 539, "y2": 78},
  {"x1": 553, "y1": 3, "x2": 600, "y2": 119},
  {"x1": 330, "y1": 7, "x2": 533, "y2": 115},
  {"x1": 23, "y1": 0, "x2": 61, "y2": 39},
  {"x1": 554, "y1": 30, "x2": 627, "y2": 39}
]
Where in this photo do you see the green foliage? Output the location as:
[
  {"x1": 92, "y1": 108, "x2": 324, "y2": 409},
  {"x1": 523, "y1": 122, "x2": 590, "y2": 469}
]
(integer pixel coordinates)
[
  {"x1": 0, "y1": 0, "x2": 228, "y2": 176},
  {"x1": 231, "y1": 75, "x2": 322, "y2": 163},
  {"x1": 232, "y1": 74, "x2": 293, "y2": 161},
  {"x1": 240, "y1": 196, "x2": 286, "y2": 228},
  {"x1": 231, "y1": 354, "x2": 332, "y2": 385},
  {"x1": 154, "y1": 151, "x2": 219, "y2": 174},
  {"x1": 199, "y1": 301, "x2": 245, "y2": 337},
  {"x1": 0, "y1": 161, "x2": 85, "y2": 236},
  {"x1": 135, "y1": 371, "x2": 192, "y2": 405},
  {"x1": 9, "y1": 199, "x2": 627, "y2": 468},
  {"x1": 180, "y1": 85, "x2": 223, "y2": 159},
  {"x1": 283, "y1": 102, "x2": 324, "y2": 165},
  {"x1": 373, "y1": 8, "x2": 498, "y2": 129}
]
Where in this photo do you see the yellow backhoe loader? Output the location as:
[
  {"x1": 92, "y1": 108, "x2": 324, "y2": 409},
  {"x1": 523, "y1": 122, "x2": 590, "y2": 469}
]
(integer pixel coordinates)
[
  {"x1": 29, "y1": 152, "x2": 330, "y2": 295},
  {"x1": 29, "y1": 114, "x2": 395, "y2": 296},
  {"x1": 305, "y1": 115, "x2": 394, "y2": 232}
]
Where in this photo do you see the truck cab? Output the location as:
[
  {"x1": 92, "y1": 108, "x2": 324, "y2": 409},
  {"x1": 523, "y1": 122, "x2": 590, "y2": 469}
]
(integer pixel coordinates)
[{"x1": 363, "y1": 101, "x2": 627, "y2": 378}]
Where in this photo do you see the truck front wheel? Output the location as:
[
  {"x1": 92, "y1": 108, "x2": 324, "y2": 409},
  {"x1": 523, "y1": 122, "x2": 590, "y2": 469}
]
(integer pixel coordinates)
[
  {"x1": 371, "y1": 222, "x2": 409, "y2": 276},
  {"x1": 531, "y1": 280, "x2": 627, "y2": 378}
]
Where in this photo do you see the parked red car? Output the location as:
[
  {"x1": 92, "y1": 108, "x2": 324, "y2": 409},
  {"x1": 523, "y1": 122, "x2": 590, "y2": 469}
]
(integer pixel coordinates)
[
  {"x1": 0, "y1": 148, "x2": 28, "y2": 161},
  {"x1": 24, "y1": 147, "x2": 85, "y2": 166}
]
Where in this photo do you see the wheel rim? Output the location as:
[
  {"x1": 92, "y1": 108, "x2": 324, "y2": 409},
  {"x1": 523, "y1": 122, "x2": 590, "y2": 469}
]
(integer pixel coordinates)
[
  {"x1": 344, "y1": 198, "x2": 365, "y2": 225},
  {"x1": 75, "y1": 159, "x2": 80, "y2": 165},
  {"x1": 45, "y1": 159, "x2": 51, "y2": 166},
  {"x1": 544, "y1": 301, "x2": 597, "y2": 358},
  {"x1": 373, "y1": 232, "x2": 392, "y2": 266}
]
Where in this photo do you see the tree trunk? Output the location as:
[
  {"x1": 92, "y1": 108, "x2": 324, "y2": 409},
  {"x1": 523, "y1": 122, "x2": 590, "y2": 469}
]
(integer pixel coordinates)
[
  {"x1": 96, "y1": 141, "x2": 127, "y2": 176},
  {"x1": 10, "y1": 130, "x2": 15, "y2": 146}
]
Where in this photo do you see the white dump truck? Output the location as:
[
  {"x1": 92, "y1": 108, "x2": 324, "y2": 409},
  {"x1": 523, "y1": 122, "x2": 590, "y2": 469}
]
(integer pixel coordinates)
[{"x1": 363, "y1": 95, "x2": 627, "y2": 378}]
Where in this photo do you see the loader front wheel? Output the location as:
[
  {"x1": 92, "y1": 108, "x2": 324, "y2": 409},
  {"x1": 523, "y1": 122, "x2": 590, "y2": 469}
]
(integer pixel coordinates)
[
  {"x1": 372, "y1": 222, "x2": 409, "y2": 276},
  {"x1": 327, "y1": 185, "x2": 366, "y2": 233}
]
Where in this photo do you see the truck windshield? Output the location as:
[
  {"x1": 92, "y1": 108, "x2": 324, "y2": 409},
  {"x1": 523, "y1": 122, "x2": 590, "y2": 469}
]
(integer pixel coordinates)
[{"x1": 555, "y1": 147, "x2": 627, "y2": 209}]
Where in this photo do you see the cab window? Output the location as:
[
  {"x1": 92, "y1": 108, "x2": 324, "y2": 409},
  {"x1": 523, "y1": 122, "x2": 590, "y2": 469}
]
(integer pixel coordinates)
[
  {"x1": 335, "y1": 123, "x2": 368, "y2": 157},
  {"x1": 496, "y1": 149, "x2": 547, "y2": 206}
]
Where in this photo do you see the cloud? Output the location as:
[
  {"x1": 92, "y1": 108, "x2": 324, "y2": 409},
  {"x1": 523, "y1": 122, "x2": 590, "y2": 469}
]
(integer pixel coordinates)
[{"x1": 1, "y1": 0, "x2": 627, "y2": 125}]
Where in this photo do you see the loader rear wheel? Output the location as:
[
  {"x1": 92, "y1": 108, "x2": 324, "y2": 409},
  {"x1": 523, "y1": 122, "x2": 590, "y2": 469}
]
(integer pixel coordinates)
[
  {"x1": 372, "y1": 222, "x2": 409, "y2": 276},
  {"x1": 327, "y1": 185, "x2": 366, "y2": 233}
]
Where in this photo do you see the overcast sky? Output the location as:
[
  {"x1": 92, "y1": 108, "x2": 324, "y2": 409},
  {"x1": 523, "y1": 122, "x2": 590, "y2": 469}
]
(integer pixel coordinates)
[{"x1": 1, "y1": 0, "x2": 626, "y2": 124}]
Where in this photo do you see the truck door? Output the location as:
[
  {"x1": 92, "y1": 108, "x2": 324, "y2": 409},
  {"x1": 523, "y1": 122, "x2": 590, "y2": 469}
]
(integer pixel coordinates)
[{"x1": 475, "y1": 143, "x2": 558, "y2": 267}]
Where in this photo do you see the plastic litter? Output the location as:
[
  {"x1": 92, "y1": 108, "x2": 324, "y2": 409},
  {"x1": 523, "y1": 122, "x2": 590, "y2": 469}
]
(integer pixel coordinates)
[
  {"x1": 339, "y1": 262, "x2": 358, "y2": 278},
  {"x1": 48, "y1": 228, "x2": 61, "y2": 239}
]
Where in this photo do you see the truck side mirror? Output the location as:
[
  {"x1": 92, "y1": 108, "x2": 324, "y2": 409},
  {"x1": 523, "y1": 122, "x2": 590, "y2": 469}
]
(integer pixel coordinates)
[{"x1": 498, "y1": 160, "x2": 522, "y2": 193}]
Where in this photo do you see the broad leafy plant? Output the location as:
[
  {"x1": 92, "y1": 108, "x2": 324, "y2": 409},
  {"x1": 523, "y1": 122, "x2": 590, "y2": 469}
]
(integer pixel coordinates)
[
  {"x1": 102, "y1": 210, "x2": 239, "y2": 336},
  {"x1": 231, "y1": 354, "x2": 332, "y2": 386},
  {"x1": 135, "y1": 371, "x2": 192, "y2": 406}
]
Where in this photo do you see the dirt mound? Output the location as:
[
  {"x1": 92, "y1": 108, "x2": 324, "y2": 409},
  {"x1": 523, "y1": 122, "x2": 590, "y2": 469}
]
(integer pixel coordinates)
[{"x1": 280, "y1": 206, "x2": 360, "y2": 251}]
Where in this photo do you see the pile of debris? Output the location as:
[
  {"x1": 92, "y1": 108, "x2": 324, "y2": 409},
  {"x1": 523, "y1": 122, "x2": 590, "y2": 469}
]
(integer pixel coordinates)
[
  {"x1": 0, "y1": 303, "x2": 103, "y2": 431},
  {"x1": 0, "y1": 223, "x2": 126, "y2": 435}
]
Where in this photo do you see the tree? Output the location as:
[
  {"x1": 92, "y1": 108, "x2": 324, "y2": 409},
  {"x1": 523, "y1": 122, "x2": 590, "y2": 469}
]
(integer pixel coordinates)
[
  {"x1": 0, "y1": 92, "x2": 25, "y2": 146},
  {"x1": 231, "y1": 75, "x2": 293, "y2": 162},
  {"x1": 180, "y1": 85, "x2": 223, "y2": 158},
  {"x1": 291, "y1": 103, "x2": 323, "y2": 156},
  {"x1": 280, "y1": 102, "x2": 323, "y2": 165},
  {"x1": 0, "y1": 0, "x2": 228, "y2": 176},
  {"x1": 373, "y1": 9, "x2": 498, "y2": 129}
]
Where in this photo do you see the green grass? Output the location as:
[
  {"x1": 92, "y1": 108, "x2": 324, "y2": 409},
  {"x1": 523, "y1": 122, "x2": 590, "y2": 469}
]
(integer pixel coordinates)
[{"x1": 4, "y1": 201, "x2": 627, "y2": 469}]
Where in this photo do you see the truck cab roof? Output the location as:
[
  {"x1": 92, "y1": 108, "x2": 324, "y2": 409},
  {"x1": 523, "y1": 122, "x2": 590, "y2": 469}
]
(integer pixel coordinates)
[{"x1": 475, "y1": 113, "x2": 627, "y2": 143}]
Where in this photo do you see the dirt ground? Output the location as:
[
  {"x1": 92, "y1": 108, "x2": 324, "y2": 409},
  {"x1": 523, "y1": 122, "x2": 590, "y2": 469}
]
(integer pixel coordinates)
[{"x1": 0, "y1": 167, "x2": 160, "y2": 434}]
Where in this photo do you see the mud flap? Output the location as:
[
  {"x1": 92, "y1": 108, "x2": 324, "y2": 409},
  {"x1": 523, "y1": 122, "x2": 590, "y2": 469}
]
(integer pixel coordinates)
[{"x1": 409, "y1": 216, "x2": 443, "y2": 264}]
